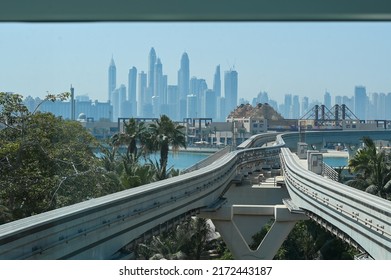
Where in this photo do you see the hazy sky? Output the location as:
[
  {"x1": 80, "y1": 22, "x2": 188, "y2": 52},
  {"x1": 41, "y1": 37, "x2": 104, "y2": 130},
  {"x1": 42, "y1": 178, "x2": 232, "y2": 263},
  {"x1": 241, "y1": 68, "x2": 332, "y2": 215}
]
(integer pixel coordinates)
[{"x1": 1, "y1": 22, "x2": 391, "y2": 104}]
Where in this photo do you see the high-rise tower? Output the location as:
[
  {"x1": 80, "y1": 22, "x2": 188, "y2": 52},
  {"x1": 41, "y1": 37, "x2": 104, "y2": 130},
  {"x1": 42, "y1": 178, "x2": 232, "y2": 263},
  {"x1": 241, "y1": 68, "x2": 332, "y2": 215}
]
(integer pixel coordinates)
[
  {"x1": 213, "y1": 65, "x2": 221, "y2": 98},
  {"x1": 108, "y1": 56, "x2": 116, "y2": 102},
  {"x1": 153, "y1": 58, "x2": 163, "y2": 116},
  {"x1": 324, "y1": 91, "x2": 331, "y2": 108},
  {"x1": 119, "y1": 84, "x2": 129, "y2": 118},
  {"x1": 148, "y1": 48, "x2": 156, "y2": 96},
  {"x1": 224, "y1": 69, "x2": 238, "y2": 118},
  {"x1": 284, "y1": 94, "x2": 292, "y2": 118},
  {"x1": 154, "y1": 58, "x2": 163, "y2": 98},
  {"x1": 354, "y1": 86, "x2": 367, "y2": 120},
  {"x1": 301, "y1": 96, "x2": 309, "y2": 116},
  {"x1": 128, "y1": 66, "x2": 137, "y2": 116},
  {"x1": 292, "y1": 95, "x2": 300, "y2": 119},
  {"x1": 178, "y1": 52, "x2": 189, "y2": 120},
  {"x1": 178, "y1": 52, "x2": 190, "y2": 100},
  {"x1": 137, "y1": 71, "x2": 147, "y2": 117}
]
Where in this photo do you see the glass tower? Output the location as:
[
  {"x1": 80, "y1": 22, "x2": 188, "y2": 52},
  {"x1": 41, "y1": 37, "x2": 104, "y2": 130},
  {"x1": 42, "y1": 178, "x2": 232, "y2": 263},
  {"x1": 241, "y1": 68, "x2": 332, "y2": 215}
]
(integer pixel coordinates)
[
  {"x1": 108, "y1": 56, "x2": 116, "y2": 102},
  {"x1": 354, "y1": 86, "x2": 367, "y2": 120},
  {"x1": 224, "y1": 69, "x2": 238, "y2": 118},
  {"x1": 128, "y1": 66, "x2": 137, "y2": 116}
]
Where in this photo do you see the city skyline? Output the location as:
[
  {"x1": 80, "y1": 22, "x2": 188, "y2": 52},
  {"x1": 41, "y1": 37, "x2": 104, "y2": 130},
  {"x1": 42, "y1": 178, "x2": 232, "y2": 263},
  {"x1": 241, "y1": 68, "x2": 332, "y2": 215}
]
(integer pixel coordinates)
[{"x1": 1, "y1": 22, "x2": 391, "y2": 106}]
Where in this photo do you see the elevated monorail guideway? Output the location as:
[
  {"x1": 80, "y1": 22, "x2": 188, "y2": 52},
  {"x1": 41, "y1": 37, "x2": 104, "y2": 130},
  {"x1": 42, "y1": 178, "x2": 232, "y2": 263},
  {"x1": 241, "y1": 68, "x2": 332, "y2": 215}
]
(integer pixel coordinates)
[
  {"x1": 0, "y1": 130, "x2": 391, "y2": 259},
  {"x1": 279, "y1": 142, "x2": 391, "y2": 259},
  {"x1": 0, "y1": 133, "x2": 280, "y2": 259}
]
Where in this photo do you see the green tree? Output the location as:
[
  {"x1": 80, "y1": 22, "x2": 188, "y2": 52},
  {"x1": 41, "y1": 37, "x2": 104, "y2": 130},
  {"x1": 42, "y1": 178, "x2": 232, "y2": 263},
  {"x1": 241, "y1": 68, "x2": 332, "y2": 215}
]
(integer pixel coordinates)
[
  {"x1": 111, "y1": 118, "x2": 147, "y2": 162},
  {"x1": 145, "y1": 115, "x2": 187, "y2": 180},
  {"x1": 249, "y1": 220, "x2": 357, "y2": 259},
  {"x1": 0, "y1": 92, "x2": 118, "y2": 221},
  {"x1": 347, "y1": 136, "x2": 391, "y2": 199},
  {"x1": 182, "y1": 217, "x2": 212, "y2": 259},
  {"x1": 136, "y1": 217, "x2": 213, "y2": 260}
]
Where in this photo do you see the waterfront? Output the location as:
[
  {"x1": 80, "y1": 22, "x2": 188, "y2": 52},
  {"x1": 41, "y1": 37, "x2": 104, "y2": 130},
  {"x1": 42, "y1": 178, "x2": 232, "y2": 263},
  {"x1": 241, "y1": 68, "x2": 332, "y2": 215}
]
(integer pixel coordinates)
[
  {"x1": 96, "y1": 149, "x2": 212, "y2": 170},
  {"x1": 322, "y1": 149, "x2": 349, "y2": 167},
  {"x1": 149, "y1": 150, "x2": 211, "y2": 170},
  {"x1": 323, "y1": 157, "x2": 348, "y2": 167}
]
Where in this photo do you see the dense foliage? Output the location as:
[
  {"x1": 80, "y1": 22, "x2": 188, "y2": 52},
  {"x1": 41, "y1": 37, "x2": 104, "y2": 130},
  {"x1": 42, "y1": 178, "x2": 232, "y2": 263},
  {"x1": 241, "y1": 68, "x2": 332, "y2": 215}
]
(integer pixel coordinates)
[
  {"x1": 0, "y1": 92, "x2": 184, "y2": 224},
  {"x1": 0, "y1": 92, "x2": 122, "y2": 222},
  {"x1": 0, "y1": 92, "x2": 371, "y2": 259},
  {"x1": 136, "y1": 217, "x2": 214, "y2": 260},
  {"x1": 347, "y1": 136, "x2": 391, "y2": 199}
]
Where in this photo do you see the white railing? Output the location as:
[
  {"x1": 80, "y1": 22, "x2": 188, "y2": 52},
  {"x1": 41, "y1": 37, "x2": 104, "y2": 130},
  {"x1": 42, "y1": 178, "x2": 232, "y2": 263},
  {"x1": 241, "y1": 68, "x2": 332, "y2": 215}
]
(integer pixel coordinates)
[
  {"x1": 0, "y1": 132, "x2": 280, "y2": 259},
  {"x1": 1, "y1": 130, "x2": 391, "y2": 259},
  {"x1": 280, "y1": 147, "x2": 391, "y2": 259},
  {"x1": 322, "y1": 162, "x2": 339, "y2": 182}
]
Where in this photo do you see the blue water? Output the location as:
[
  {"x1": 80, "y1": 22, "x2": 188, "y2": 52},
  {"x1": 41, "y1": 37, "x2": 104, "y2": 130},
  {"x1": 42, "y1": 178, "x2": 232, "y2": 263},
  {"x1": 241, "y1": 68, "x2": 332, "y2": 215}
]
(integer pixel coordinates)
[
  {"x1": 323, "y1": 157, "x2": 349, "y2": 167},
  {"x1": 149, "y1": 152, "x2": 210, "y2": 170},
  {"x1": 96, "y1": 150, "x2": 210, "y2": 170}
]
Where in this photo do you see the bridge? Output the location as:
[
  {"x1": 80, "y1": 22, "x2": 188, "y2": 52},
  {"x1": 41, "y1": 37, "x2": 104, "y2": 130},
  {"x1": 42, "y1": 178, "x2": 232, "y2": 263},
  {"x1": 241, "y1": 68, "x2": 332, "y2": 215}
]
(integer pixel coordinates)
[{"x1": 0, "y1": 130, "x2": 391, "y2": 259}]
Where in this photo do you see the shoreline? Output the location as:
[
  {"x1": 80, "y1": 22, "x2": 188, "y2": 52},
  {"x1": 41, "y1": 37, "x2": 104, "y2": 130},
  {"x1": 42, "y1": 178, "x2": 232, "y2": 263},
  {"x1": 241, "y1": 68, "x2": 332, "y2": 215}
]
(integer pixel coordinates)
[
  {"x1": 322, "y1": 149, "x2": 349, "y2": 158},
  {"x1": 176, "y1": 146, "x2": 222, "y2": 153}
]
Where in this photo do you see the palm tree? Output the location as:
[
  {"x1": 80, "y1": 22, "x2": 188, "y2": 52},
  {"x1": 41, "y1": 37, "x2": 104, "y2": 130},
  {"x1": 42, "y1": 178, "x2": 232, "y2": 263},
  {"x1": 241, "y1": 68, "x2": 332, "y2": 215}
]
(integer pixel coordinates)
[
  {"x1": 136, "y1": 217, "x2": 212, "y2": 260},
  {"x1": 347, "y1": 136, "x2": 391, "y2": 199},
  {"x1": 109, "y1": 118, "x2": 159, "y2": 189},
  {"x1": 111, "y1": 118, "x2": 147, "y2": 162},
  {"x1": 145, "y1": 115, "x2": 186, "y2": 180}
]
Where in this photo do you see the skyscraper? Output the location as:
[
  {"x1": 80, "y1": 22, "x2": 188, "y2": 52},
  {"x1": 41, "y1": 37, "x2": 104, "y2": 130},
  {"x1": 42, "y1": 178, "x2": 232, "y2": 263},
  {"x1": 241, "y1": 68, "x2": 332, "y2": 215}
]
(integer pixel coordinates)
[
  {"x1": 324, "y1": 91, "x2": 331, "y2": 109},
  {"x1": 224, "y1": 69, "x2": 238, "y2": 118},
  {"x1": 354, "y1": 86, "x2": 367, "y2": 120},
  {"x1": 111, "y1": 88, "x2": 119, "y2": 121},
  {"x1": 217, "y1": 97, "x2": 226, "y2": 121},
  {"x1": 178, "y1": 52, "x2": 189, "y2": 119},
  {"x1": 108, "y1": 56, "x2": 116, "y2": 102},
  {"x1": 162, "y1": 75, "x2": 168, "y2": 107},
  {"x1": 292, "y1": 95, "x2": 300, "y2": 119},
  {"x1": 190, "y1": 77, "x2": 207, "y2": 118},
  {"x1": 187, "y1": 94, "x2": 197, "y2": 118},
  {"x1": 343, "y1": 96, "x2": 354, "y2": 111},
  {"x1": 153, "y1": 58, "x2": 163, "y2": 116},
  {"x1": 283, "y1": 94, "x2": 292, "y2": 118},
  {"x1": 137, "y1": 71, "x2": 147, "y2": 117},
  {"x1": 203, "y1": 89, "x2": 216, "y2": 119},
  {"x1": 119, "y1": 84, "x2": 130, "y2": 118},
  {"x1": 378, "y1": 93, "x2": 386, "y2": 120},
  {"x1": 128, "y1": 66, "x2": 137, "y2": 116},
  {"x1": 154, "y1": 58, "x2": 163, "y2": 97},
  {"x1": 213, "y1": 65, "x2": 221, "y2": 98},
  {"x1": 167, "y1": 85, "x2": 179, "y2": 121},
  {"x1": 301, "y1": 96, "x2": 309, "y2": 116},
  {"x1": 148, "y1": 48, "x2": 156, "y2": 100},
  {"x1": 178, "y1": 52, "x2": 190, "y2": 100},
  {"x1": 335, "y1": 95, "x2": 342, "y2": 106},
  {"x1": 258, "y1": 92, "x2": 269, "y2": 104}
]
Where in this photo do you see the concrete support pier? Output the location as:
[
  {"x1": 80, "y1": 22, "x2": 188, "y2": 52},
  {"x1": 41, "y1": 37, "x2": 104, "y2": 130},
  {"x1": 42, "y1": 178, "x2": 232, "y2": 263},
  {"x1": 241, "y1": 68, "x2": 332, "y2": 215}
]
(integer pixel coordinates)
[{"x1": 199, "y1": 176, "x2": 307, "y2": 259}]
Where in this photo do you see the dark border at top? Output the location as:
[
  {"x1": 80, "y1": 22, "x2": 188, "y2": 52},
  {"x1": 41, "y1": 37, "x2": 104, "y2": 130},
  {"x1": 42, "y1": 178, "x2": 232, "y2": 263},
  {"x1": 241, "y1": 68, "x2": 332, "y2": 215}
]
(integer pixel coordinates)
[{"x1": 1, "y1": 0, "x2": 391, "y2": 22}]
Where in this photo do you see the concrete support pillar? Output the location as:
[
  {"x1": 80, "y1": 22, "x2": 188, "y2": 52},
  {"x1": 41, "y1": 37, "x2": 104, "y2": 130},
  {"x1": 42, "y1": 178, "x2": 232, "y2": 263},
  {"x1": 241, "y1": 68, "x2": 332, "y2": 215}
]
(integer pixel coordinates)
[
  {"x1": 199, "y1": 180, "x2": 307, "y2": 259},
  {"x1": 201, "y1": 204, "x2": 306, "y2": 259}
]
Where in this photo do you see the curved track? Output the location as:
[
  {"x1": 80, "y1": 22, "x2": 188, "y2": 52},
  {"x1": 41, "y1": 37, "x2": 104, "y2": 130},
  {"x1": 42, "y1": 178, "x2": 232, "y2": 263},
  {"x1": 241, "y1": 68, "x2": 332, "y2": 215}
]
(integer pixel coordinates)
[{"x1": 0, "y1": 130, "x2": 390, "y2": 259}]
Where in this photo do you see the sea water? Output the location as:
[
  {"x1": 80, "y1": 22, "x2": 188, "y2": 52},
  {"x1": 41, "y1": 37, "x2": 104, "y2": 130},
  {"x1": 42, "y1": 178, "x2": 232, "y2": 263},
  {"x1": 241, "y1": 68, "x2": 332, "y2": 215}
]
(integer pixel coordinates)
[
  {"x1": 150, "y1": 151, "x2": 210, "y2": 170},
  {"x1": 96, "y1": 150, "x2": 211, "y2": 171},
  {"x1": 323, "y1": 157, "x2": 349, "y2": 167}
]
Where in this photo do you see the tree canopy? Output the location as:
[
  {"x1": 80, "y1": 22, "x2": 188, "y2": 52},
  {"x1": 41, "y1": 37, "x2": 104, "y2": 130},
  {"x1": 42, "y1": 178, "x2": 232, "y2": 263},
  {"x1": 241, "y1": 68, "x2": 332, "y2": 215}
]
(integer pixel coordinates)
[
  {"x1": 0, "y1": 92, "x2": 120, "y2": 222},
  {"x1": 0, "y1": 94, "x2": 186, "y2": 224},
  {"x1": 347, "y1": 136, "x2": 391, "y2": 199}
]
